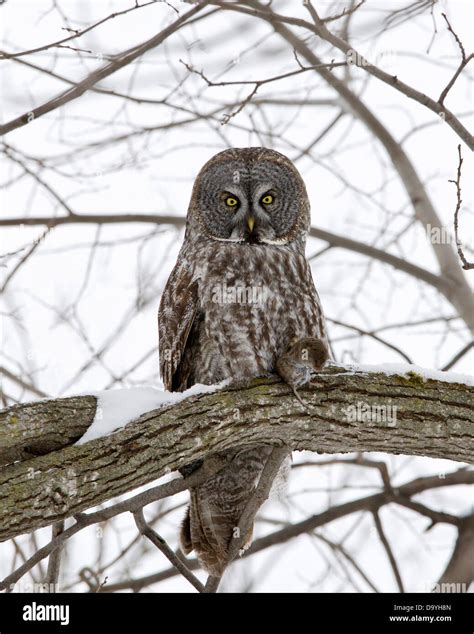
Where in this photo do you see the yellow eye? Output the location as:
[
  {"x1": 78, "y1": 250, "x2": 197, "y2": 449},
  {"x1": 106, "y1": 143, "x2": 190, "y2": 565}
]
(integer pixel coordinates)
[
  {"x1": 261, "y1": 194, "x2": 274, "y2": 205},
  {"x1": 225, "y1": 196, "x2": 239, "y2": 207}
]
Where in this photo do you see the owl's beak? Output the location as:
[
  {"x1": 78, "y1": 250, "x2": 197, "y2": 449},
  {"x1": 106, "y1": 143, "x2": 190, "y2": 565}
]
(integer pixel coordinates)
[{"x1": 247, "y1": 216, "x2": 255, "y2": 232}]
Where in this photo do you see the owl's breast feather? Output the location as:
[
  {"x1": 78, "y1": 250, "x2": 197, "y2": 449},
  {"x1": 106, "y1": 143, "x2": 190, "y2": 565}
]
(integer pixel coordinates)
[{"x1": 190, "y1": 242, "x2": 324, "y2": 383}]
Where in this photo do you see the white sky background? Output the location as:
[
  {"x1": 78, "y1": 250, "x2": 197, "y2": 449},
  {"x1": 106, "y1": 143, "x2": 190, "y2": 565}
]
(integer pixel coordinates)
[{"x1": 0, "y1": 0, "x2": 473, "y2": 592}]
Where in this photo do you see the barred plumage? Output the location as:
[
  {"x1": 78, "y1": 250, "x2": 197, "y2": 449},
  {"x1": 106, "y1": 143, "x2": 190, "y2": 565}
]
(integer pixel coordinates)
[{"x1": 158, "y1": 147, "x2": 328, "y2": 576}]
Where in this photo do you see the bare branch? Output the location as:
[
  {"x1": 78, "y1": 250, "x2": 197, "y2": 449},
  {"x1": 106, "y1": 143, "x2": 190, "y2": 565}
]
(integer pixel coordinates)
[
  {"x1": 214, "y1": 1, "x2": 473, "y2": 149},
  {"x1": 442, "y1": 341, "x2": 474, "y2": 372},
  {"x1": 133, "y1": 509, "x2": 204, "y2": 593},
  {"x1": 372, "y1": 509, "x2": 405, "y2": 593},
  {"x1": 0, "y1": 214, "x2": 460, "y2": 317},
  {"x1": 436, "y1": 515, "x2": 474, "y2": 589},
  {"x1": 450, "y1": 144, "x2": 473, "y2": 270},
  {"x1": 227, "y1": 447, "x2": 290, "y2": 561},
  {"x1": 237, "y1": 6, "x2": 474, "y2": 331},
  {"x1": 98, "y1": 469, "x2": 474, "y2": 592},
  {"x1": 0, "y1": 367, "x2": 472, "y2": 543},
  {"x1": 0, "y1": 2, "x2": 208, "y2": 137},
  {"x1": 203, "y1": 575, "x2": 221, "y2": 593},
  {"x1": 0, "y1": 1, "x2": 160, "y2": 60},
  {"x1": 0, "y1": 454, "x2": 228, "y2": 591},
  {"x1": 45, "y1": 521, "x2": 65, "y2": 592},
  {"x1": 438, "y1": 13, "x2": 473, "y2": 105}
]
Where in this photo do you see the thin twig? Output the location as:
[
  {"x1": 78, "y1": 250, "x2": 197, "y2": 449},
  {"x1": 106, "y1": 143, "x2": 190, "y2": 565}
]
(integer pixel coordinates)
[
  {"x1": 216, "y1": 0, "x2": 473, "y2": 148},
  {"x1": 372, "y1": 509, "x2": 405, "y2": 593},
  {"x1": 0, "y1": 213, "x2": 459, "y2": 299},
  {"x1": 179, "y1": 58, "x2": 347, "y2": 125},
  {"x1": 203, "y1": 575, "x2": 221, "y2": 593},
  {"x1": 436, "y1": 12, "x2": 471, "y2": 105},
  {"x1": 99, "y1": 469, "x2": 473, "y2": 593},
  {"x1": 44, "y1": 521, "x2": 65, "y2": 592},
  {"x1": 0, "y1": 3, "x2": 209, "y2": 136},
  {"x1": 227, "y1": 447, "x2": 290, "y2": 564},
  {"x1": 0, "y1": 1, "x2": 160, "y2": 60},
  {"x1": 442, "y1": 12, "x2": 466, "y2": 62},
  {"x1": 450, "y1": 144, "x2": 473, "y2": 270},
  {"x1": 133, "y1": 509, "x2": 204, "y2": 593},
  {"x1": 442, "y1": 341, "x2": 474, "y2": 371}
]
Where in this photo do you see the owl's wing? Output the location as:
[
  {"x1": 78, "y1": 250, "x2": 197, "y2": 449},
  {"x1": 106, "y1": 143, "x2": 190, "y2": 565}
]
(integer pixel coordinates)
[{"x1": 158, "y1": 260, "x2": 200, "y2": 392}]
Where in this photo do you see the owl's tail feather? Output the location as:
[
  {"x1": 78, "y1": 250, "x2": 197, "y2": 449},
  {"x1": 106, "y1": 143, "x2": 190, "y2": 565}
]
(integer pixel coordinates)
[
  {"x1": 182, "y1": 490, "x2": 247, "y2": 577},
  {"x1": 179, "y1": 447, "x2": 272, "y2": 577},
  {"x1": 179, "y1": 506, "x2": 193, "y2": 556}
]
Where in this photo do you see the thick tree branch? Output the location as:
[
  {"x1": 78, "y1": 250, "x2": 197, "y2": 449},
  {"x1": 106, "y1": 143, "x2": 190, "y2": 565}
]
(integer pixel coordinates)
[{"x1": 0, "y1": 366, "x2": 472, "y2": 543}]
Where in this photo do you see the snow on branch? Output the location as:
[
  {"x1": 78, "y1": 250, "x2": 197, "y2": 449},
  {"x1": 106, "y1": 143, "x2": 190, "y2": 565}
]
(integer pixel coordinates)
[{"x1": 0, "y1": 363, "x2": 472, "y2": 543}]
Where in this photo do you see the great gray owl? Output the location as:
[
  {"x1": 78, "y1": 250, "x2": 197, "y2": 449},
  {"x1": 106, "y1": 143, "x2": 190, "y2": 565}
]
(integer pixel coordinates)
[{"x1": 158, "y1": 147, "x2": 329, "y2": 576}]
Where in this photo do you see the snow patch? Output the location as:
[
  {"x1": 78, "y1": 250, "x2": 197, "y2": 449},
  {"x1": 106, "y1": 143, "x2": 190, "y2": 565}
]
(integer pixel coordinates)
[
  {"x1": 76, "y1": 362, "x2": 472, "y2": 445},
  {"x1": 76, "y1": 382, "x2": 227, "y2": 445},
  {"x1": 336, "y1": 362, "x2": 474, "y2": 387}
]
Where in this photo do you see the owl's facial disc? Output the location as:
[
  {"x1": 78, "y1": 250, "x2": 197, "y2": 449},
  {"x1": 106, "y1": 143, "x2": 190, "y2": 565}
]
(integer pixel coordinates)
[{"x1": 192, "y1": 150, "x2": 309, "y2": 244}]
